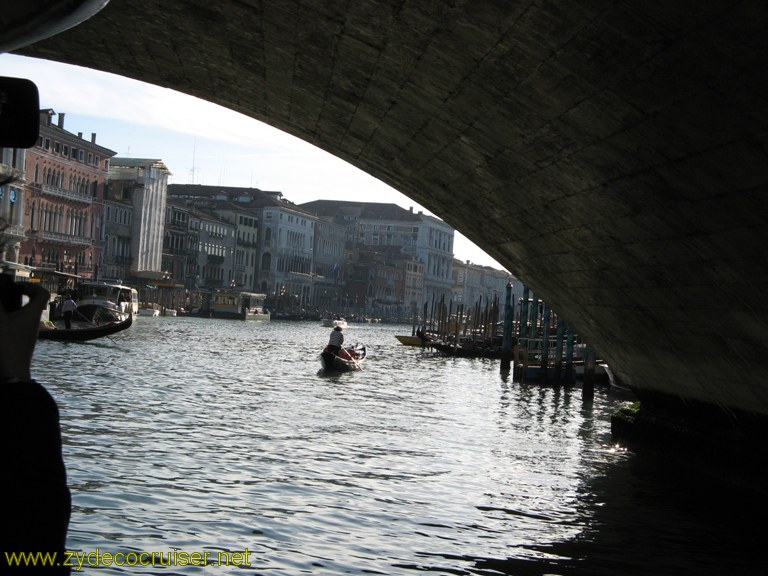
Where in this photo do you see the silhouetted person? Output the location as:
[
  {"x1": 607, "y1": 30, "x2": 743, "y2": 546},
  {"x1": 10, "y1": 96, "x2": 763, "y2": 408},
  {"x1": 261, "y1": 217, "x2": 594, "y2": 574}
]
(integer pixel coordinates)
[{"x1": 1, "y1": 281, "x2": 70, "y2": 574}]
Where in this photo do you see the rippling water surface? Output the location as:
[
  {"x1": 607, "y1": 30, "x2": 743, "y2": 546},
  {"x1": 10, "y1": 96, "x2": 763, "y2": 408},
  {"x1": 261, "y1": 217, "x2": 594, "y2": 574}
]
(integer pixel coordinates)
[{"x1": 32, "y1": 318, "x2": 763, "y2": 575}]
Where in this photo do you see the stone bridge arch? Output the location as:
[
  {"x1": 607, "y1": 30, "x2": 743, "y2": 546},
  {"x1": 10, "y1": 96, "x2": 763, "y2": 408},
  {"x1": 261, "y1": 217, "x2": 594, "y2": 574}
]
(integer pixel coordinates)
[{"x1": 12, "y1": 1, "x2": 768, "y2": 439}]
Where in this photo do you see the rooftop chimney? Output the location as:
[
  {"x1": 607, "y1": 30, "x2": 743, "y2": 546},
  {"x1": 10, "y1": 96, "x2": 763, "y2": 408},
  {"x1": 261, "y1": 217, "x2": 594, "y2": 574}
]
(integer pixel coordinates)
[
  {"x1": 77, "y1": 132, "x2": 83, "y2": 139},
  {"x1": 91, "y1": 132, "x2": 96, "y2": 143},
  {"x1": 57, "y1": 112, "x2": 65, "y2": 128}
]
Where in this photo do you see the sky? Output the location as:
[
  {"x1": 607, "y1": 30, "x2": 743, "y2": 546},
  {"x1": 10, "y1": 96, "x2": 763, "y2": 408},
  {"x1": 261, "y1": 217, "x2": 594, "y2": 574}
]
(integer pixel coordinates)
[{"x1": 1, "y1": 53, "x2": 505, "y2": 270}]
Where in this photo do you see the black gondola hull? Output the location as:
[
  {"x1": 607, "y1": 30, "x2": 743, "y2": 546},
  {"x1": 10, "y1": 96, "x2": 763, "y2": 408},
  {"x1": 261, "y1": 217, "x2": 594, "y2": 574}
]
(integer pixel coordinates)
[{"x1": 38, "y1": 314, "x2": 133, "y2": 342}]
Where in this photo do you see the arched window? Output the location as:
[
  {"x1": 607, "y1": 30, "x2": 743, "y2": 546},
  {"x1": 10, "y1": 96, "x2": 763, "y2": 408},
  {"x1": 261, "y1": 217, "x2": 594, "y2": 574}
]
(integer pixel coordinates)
[{"x1": 261, "y1": 252, "x2": 271, "y2": 271}]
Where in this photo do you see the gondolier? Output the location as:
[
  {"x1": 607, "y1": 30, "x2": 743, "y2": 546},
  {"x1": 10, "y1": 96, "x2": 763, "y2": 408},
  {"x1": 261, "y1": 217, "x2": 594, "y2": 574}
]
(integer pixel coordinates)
[
  {"x1": 327, "y1": 325, "x2": 344, "y2": 355},
  {"x1": 61, "y1": 294, "x2": 77, "y2": 329}
]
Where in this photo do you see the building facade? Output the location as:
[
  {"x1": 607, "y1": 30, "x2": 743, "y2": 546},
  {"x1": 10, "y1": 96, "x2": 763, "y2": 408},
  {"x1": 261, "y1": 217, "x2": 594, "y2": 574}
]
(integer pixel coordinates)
[
  {"x1": 312, "y1": 217, "x2": 347, "y2": 312},
  {"x1": 0, "y1": 146, "x2": 27, "y2": 273},
  {"x1": 167, "y1": 184, "x2": 318, "y2": 312},
  {"x1": 20, "y1": 110, "x2": 116, "y2": 278},
  {"x1": 107, "y1": 158, "x2": 170, "y2": 282}
]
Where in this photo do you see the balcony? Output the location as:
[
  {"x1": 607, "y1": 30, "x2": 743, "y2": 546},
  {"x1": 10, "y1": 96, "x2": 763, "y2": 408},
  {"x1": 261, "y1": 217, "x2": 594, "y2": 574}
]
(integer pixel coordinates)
[
  {"x1": 39, "y1": 230, "x2": 92, "y2": 246},
  {"x1": 0, "y1": 224, "x2": 25, "y2": 242},
  {"x1": 40, "y1": 184, "x2": 93, "y2": 204}
]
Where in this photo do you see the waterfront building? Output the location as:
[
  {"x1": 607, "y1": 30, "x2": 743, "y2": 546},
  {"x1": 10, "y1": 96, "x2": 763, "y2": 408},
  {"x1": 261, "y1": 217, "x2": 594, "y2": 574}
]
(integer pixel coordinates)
[
  {"x1": 452, "y1": 258, "x2": 516, "y2": 311},
  {"x1": 162, "y1": 200, "x2": 192, "y2": 288},
  {"x1": 168, "y1": 184, "x2": 318, "y2": 311},
  {"x1": 343, "y1": 246, "x2": 408, "y2": 320},
  {"x1": 300, "y1": 200, "x2": 452, "y2": 314},
  {"x1": 165, "y1": 196, "x2": 259, "y2": 293},
  {"x1": 204, "y1": 200, "x2": 261, "y2": 292},
  {"x1": 106, "y1": 158, "x2": 171, "y2": 285},
  {"x1": 312, "y1": 217, "x2": 347, "y2": 312},
  {"x1": 193, "y1": 208, "x2": 237, "y2": 290},
  {"x1": 415, "y1": 212, "x2": 455, "y2": 308},
  {"x1": 19, "y1": 110, "x2": 116, "y2": 278},
  {"x1": 0, "y1": 145, "x2": 27, "y2": 276}
]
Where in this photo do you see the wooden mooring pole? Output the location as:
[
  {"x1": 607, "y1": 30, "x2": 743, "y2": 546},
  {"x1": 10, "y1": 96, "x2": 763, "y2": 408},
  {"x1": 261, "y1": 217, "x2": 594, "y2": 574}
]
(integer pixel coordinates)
[
  {"x1": 582, "y1": 344, "x2": 596, "y2": 401},
  {"x1": 501, "y1": 282, "x2": 514, "y2": 372},
  {"x1": 517, "y1": 287, "x2": 530, "y2": 381}
]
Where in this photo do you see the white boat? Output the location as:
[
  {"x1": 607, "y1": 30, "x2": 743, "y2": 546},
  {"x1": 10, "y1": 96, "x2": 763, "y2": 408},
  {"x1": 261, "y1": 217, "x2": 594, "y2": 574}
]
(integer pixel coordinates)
[
  {"x1": 321, "y1": 317, "x2": 347, "y2": 328},
  {"x1": 76, "y1": 281, "x2": 139, "y2": 322},
  {"x1": 138, "y1": 304, "x2": 161, "y2": 317},
  {"x1": 244, "y1": 306, "x2": 270, "y2": 321}
]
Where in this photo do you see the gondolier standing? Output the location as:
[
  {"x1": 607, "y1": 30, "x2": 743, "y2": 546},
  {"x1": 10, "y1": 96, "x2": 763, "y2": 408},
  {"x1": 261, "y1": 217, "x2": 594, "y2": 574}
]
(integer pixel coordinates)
[
  {"x1": 328, "y1": 325, "x2": 344, "y2": 355},
  {"x1": 61, "y1": 294, "x2": 77, "y2": 329}
]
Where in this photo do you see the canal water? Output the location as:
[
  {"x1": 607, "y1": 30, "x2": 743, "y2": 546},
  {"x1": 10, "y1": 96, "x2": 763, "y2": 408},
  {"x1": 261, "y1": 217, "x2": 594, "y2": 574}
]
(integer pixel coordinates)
[{"x1": 32, "y1": 318, "x2": 763, "y2": 575}]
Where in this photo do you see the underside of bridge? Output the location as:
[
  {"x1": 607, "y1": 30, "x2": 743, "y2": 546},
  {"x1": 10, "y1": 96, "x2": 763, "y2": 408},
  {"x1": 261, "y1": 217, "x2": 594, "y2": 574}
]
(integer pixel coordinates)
[{"x1": 11, "y1": 1, "x2": 768, "y2": 442}]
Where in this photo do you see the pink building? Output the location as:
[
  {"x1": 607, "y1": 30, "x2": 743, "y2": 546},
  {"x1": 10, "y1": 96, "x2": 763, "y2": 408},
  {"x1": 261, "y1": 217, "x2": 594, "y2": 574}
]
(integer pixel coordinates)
[{"x1": 20, "y1": 110, "x2": 116, "y2": 279}]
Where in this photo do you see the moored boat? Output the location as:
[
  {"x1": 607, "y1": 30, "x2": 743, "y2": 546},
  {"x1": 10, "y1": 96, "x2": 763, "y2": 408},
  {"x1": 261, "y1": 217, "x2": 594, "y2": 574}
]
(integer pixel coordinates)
[
  {"x1": 244, "y1": 306, "x2": 270, "y2": 321},
  {"x1": 320, "y1": 342, "x2": 366, "y2": 372},
  {"x1": 138, "y1": 303, "x2": 161, "y2": 317},
  {"x1": 210, "y1": 290, "x2": 270, "y2": 320},
  {"x1": 430, "y1": 339, "x2": 505, "y2": 359},
  {"x1": 76, "y1": 280, "x2": 138, "y2": 322},
  {"x1": 395, "y1": 334, "x2": 426, "y2": 347}
]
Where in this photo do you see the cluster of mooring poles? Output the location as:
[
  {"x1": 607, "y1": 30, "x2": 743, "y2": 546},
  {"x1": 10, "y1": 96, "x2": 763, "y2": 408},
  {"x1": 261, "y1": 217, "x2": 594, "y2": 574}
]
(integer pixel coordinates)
[
  {"x1": 413, "y1": 283, "x2": 599, "y2": 397},
  {"x1": 503, "y1": 284, "x2": 598, "y2": 397}
]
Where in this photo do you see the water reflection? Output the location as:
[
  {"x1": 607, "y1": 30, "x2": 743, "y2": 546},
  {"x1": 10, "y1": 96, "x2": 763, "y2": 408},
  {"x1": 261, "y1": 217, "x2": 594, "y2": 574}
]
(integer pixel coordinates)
[{"x1": 29, "y1": 318, "x2": 763, "y2": 575}]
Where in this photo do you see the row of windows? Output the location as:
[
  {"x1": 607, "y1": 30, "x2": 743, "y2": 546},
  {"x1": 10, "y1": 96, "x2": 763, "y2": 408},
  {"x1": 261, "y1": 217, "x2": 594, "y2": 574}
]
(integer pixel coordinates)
[
  {"x1": 202, "y1": 243, "x2": 228, "y2": 258},
  {"x1": 286, "y1": 230, "x2": 306, "y2": 248},
  {"x1": 36, "y1": 165, "x2": 99, "y2": 195},
  {"x1": 105, "y1": 236, "x2": 131, "y2": 259},
  {"x1": 105, "y1": 205, "x2": 131, "y2": 226},
  {"x1": 239, "y1": 215, "x2": 257, "y2": 227},
  {"x1": 39, "y1": 136, "x2": 104, "y2": 169},
  {"x1": 202, "y1": 222, "x2": 231, "y2": 237},
  {"x1": 27, "y1": 201, "x2": 89, "y2": 237},
  {"x1": 238, "y1": 230, "x2": 256, "y2": 244}
]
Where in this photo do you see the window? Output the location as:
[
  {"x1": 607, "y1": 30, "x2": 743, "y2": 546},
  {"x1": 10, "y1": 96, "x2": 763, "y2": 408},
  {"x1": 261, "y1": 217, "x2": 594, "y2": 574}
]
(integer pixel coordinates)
[
  {"x1": 44, "y1": 138, "x2": 50, "y2": 150},
  {"x1": 54, "y1": 142, "x2": 61, "y2": 153},
  {"x1": 63, "y1": 145, "x2": 69, "y2": 156}
]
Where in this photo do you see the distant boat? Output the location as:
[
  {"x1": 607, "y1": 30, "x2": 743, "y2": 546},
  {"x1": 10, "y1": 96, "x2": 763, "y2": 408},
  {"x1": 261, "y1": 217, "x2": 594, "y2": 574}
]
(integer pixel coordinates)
[
  {"x1": 321, "y1": 317, "x2": 347, "y2": 328},
  {"x1": 38, "y1": 314, "x2": 133, "y2": 342},
  {"x1": 138, "y1": 303, "x2": 161, "y2": 317}
]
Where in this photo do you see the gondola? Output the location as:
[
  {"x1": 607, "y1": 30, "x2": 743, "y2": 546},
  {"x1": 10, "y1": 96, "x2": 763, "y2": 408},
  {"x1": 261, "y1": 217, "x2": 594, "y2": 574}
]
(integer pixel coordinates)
[
  {"x1": 38, "y1": 313, "x2": 133, "y2": 342},
  {"x1": 320, "y1": 343, "x2": 367, "y2": 372},
  {"x1": 429, "y1": 339, "x2": 504, "y2": 359}
]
